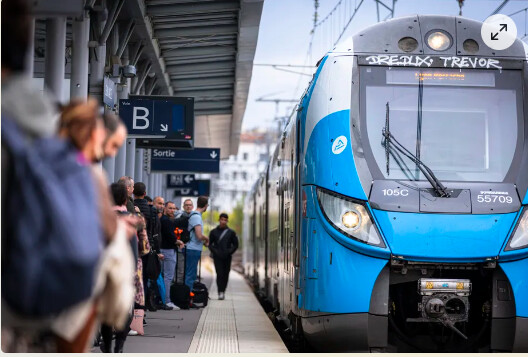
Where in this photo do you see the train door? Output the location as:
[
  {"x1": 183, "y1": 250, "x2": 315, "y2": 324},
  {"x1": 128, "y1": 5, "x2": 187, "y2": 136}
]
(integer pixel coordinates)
[
  {"x1": 277, "y1": 133, "x2": 287, "y2": 317},
  {"x1": 293, "y1": 118, "x2": 301, "y2": 315},
  {"x1": 285, "y1": 122, "x2": 296, "y2": 317}
]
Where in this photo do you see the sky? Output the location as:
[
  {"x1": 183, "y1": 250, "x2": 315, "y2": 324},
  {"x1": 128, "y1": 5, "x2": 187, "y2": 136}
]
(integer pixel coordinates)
[{"x1": 241, "y1": 0, "x2": 528, "y2": 131}]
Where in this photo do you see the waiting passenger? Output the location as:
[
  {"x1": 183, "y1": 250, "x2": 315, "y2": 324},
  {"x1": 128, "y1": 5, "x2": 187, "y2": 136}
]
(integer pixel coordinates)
[
  {"x1": 160, "y1": 201, "x2": 185, "y2": 310},
  {"x1": 118, "y1": 176, "x2": 135, "y2": 213},
  {"x1": 134, "y1": 182, "x2": 163, "y2": 311},
  {"x1": 153, "y1": 196, "x2": 165, "y2": 218},
  {"x1": 185, "y1": 196, "x2": 210, "y2": 291}
]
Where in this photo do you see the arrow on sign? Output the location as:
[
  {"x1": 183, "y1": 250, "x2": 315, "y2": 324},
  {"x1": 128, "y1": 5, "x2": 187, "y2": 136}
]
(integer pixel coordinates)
[
  {"x1": 160, "y1": 124, "x2": 168, "y2": 132},
  {"x1": 210, "y1": 151, "x2": 218, "y2": 159},
  {"x1": 500, "y1": 23, "x2": 507, "y2": 32},
  {"x1": 491, "y1": 32, "x2": 499, "y2": 40},
  {"x1": 184, "y1": 175, "x2": 194, "y2": 184}
]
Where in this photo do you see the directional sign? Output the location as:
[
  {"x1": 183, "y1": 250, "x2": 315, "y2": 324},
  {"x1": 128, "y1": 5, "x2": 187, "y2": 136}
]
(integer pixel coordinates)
[
  {"x1": 167, "y1": 174, "x2": 196, "y2": 188},
  {"x1": 119, "y1": 95, "x2": 194, "y2": 148},
  {"x1": 103, "y1": 76, "x2": 117, "y2": 108},
  {"x1": 172, "y1": 180, "x2": 210, "y2": 197},
  {"x1": 150, "y1": 147, "x2": 220, "y2": 173}
]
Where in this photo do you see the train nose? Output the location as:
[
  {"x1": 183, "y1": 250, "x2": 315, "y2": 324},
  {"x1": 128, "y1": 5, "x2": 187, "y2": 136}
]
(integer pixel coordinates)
[{"x1": 372, "y1": 209, "x2": 517, "y2": 261}]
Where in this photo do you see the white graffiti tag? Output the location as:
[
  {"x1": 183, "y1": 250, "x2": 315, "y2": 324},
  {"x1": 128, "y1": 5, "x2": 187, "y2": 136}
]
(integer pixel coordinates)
[
  {"x1": 365, "y1": 55, "x2": 434, "y2": 67},
  {"x1": 365, "y1": 54, "x2": 502, "y2": 70},
  {"x1": 439, "y1": 56, "x2": 502, "y2": 69}
]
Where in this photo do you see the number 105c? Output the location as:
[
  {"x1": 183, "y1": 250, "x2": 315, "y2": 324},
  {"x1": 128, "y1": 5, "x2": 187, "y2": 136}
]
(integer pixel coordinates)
[
  {"x1": 477, "y1": 195, "x2": 512, "y2": 204},
  {"x1": 382, "y1": 189, "x2": 409, "y2": 196}
]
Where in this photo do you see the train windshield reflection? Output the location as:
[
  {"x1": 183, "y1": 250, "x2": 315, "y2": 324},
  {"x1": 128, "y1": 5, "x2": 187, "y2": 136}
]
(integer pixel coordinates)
[{"x1": 361, "y1": 66, "x2": 523, "y2": 182}]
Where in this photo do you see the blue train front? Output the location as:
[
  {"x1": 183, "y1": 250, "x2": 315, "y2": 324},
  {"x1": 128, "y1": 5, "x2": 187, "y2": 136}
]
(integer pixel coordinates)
[{"x1": 244, "y1": 15, "x2": 528, "y2": 352}]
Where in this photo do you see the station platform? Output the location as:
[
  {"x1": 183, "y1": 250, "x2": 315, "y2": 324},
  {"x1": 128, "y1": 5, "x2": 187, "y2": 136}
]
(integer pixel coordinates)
[{"x1": 93, "y1": 257, "x2": 288, "y2": 353}]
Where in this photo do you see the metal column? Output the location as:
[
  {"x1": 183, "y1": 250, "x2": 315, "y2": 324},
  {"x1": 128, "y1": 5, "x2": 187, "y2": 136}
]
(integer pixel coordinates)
[
  {"x1": 125, "y1": 139, "x2": 136, "y2": 179},
  {"x1": 143, "y1": 173, "x2": 150, "y2": 195},
  {"x1": 89, "y1": 15, "x2": 106, "y2": 99},
  {"x1": 134, "y1": 148, "x2": 144, "y2": 183},
  {"x1": 150, "y1": 173, "x2": 157, "y2": 196},
  {"x1": 44, "y1": 18, "x2": 66, "y2": 102},
  {"x1": 102, "y1": 28, "x2": 119, "y2": 181},
  {"x1": 25, "y1": 18, "x2": 35, "y2": 77},
  {"x1": 156, "y1": 174, "x2": 162, "y2": 197},
  {"x1": 115, "y1": 45, "x2": 130, "y2": 180},
  {"x1": 102, "y1": 156, "x2": 116, "y2": 183},
  {"x1": 70, "y1": 14, "x2": 90, "y2": 99}
]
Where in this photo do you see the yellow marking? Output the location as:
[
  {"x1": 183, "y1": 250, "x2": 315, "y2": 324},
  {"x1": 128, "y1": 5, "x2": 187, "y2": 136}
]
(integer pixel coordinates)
[
  {"x1": 426, "y1": 282, "x2": 434, "y2": 289},
  {"x1": 456, "y1": 282, "x2": 464, "y2": 290}
]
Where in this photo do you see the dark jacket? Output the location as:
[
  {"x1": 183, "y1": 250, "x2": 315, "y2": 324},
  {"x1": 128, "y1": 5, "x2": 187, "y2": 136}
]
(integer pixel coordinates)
[
  {"x1": 134, "y1": 198, "x2": 161, "y2": 253},
  {"x1": 209, "y1": 226, "x2": 238, "y2": 260},
  {"x1": 126, "y1": 196, "x2": 135, "y2": 214},
  {"x1": 160, "y1": 215, "x2": 178, "y2": 250}
]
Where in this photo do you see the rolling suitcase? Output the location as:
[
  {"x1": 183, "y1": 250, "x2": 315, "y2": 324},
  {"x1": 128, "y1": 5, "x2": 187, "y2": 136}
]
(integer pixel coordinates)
[
  {"x1": 192, "y1": 254, "x2": 209, "y2": 307},
  {"x1": 170, "y1": 249, "x2": 190, "y2": 309}
]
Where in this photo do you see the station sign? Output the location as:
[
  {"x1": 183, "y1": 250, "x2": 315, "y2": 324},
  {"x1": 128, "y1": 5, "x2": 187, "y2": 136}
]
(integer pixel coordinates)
[
  {"x1": 119, "y1": 95, "x2": 194, "y2": 148},
  {"x1": 172, "y1": 180, "x2": 211, "y2": 197},
  {"x1": 150, "y1": 147, "x2": 220, "y2": 174},
  {"x1": 167, "y1": 174, "x2": 196, "y2": 188}
]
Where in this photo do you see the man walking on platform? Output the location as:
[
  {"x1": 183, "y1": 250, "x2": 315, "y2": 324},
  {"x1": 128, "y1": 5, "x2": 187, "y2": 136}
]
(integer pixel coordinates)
[
  {"x1": 185, "y1": 196, "x2": 209, "y2": 290},
  {"x1": 208, "y1": 213, "x2": 239, "y2": 300}
]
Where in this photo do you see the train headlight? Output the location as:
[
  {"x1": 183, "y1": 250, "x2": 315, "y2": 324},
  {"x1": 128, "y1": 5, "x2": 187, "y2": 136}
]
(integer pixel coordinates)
[
  {"x1": 317, "y1": 188, "x2": 385, "y2": 247},
  {"x1": 342, "y1": 210, "x2": 360, "y2": 229},
  {"x1": 426, "y1": 31, "x2": 451, "y2": 51},
  {"x1": 505, "y1": 208, "x2": 528, "y2": 251}
]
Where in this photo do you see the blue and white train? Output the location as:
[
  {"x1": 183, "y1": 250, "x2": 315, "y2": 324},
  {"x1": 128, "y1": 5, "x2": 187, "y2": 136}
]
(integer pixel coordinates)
[{"x1": 243, "y1": 15, "x2": 528, "y2": 352}]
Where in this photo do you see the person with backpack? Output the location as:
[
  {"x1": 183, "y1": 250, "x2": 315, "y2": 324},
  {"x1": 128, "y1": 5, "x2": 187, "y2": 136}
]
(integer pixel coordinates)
[
  {"x1": 160, "y1": 201, "x2": 186, "y2": 310},
  {"x1": 133, "y1": 182, "x2": 164, "y2": 311},
  {"x1": 185, "y1": 196, "x2": 210, "y2": 291},
  {"x1": 1, "y1": 2, "x2": 102, "y2": 351},
  {"x1": 208, "y1": 213, "x2": 239, "y2": 300}
]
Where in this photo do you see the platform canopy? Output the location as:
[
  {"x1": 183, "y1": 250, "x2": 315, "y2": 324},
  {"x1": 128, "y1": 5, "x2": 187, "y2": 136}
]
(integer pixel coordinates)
[
  {"x1": 123, "y1": 0, "x2": 264, "y2": 158},
  {"x1": 33, "y1": 0, "x2": 264, "y2": 158}
]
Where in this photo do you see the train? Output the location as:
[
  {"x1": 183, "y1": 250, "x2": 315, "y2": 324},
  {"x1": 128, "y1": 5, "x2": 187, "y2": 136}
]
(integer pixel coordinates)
[{"x1": 242, "y1": 15, "x2": 528, "y2": 352}]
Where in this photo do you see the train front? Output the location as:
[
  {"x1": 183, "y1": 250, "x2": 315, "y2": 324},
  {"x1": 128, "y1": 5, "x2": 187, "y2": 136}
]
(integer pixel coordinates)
[{"x1": 299, "y1": 15, "x2": 528, "y2": 352}]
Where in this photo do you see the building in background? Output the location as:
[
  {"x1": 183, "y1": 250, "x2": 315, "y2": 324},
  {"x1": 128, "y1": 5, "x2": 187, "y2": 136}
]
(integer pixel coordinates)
[{"x1": 211, "y1": 128, "x2": 276, "y2": 213}]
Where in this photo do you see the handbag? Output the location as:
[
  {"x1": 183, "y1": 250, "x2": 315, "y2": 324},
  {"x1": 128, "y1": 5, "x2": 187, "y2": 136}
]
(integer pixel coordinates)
[
  {"x1": 145, "y1": 251, "x2": 161, "y2": 280},
  {"x1": 129, "y1": 309, "x2": 144, "y2": 335}
]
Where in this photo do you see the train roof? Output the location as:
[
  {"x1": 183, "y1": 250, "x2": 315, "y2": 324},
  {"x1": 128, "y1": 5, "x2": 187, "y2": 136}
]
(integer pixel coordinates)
[{"x1": 330, "y1": 15, "x2": 528, "y2": 59}]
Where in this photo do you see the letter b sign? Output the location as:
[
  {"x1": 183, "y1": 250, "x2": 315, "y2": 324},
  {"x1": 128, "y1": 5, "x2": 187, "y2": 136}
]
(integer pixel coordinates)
[{"x1": 133, "y1": 107, "x2": 150, "y2": 130}]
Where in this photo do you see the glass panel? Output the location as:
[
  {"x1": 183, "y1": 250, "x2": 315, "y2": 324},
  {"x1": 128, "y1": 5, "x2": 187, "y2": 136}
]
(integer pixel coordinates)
[{"x1": 362, "y1": 67, "x2": 521, "y2": 182}]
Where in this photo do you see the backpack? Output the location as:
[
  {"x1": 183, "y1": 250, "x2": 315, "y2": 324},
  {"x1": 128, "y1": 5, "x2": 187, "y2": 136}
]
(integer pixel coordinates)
[
  {"x1": 145, "y1": 205, "x2": 160, "y2": 249},
  {"x1": 173, "y1": 212, "x2": 199, "y2": 244},
  {"x1": 1, "y1": 118, "x2": 102, "y2": 317},
  {"x1": 192, "y1": 281, "x2": 209, "y2": 307}
]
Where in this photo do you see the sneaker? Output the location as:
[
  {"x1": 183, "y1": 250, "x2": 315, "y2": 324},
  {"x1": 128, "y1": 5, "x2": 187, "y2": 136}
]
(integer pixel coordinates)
[
  {"x1": 166, "y1": 302, "x2": 180, "y2": 311},
  {"x1": 128, "y1": 330, "x2": 138, "y2": 336},
  {"x1": 218, "y1": 292, "x2": 225, "y2": 300}
]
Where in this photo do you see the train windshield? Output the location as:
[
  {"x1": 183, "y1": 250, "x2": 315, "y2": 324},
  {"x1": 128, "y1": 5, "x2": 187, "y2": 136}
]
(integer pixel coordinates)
[{"x1": 360, "y1": 66, "x2": 523, "y2": 182}]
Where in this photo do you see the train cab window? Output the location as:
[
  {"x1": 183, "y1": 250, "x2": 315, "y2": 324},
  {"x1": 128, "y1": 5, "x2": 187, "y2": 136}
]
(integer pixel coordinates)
[{"x1": 360, "y1": 66, "x2": 523, "y2": 183}]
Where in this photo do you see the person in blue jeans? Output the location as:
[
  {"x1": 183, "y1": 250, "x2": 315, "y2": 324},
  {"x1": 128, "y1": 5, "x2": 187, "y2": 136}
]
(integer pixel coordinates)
[
  {"x1": 159, "y1": 201, "x2": 185, "y2": 310},
  {"x1": 185, "y1": 196, "x2": 210, "y2": 290}
]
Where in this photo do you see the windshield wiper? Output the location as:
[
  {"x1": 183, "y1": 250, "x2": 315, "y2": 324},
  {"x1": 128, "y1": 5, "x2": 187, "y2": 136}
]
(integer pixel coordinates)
[{"x1": 382, "y1": 102, "x2": 450, "y2": 198}]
